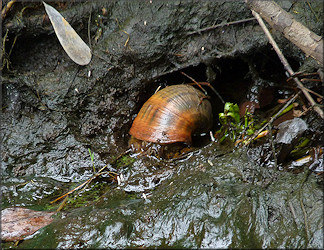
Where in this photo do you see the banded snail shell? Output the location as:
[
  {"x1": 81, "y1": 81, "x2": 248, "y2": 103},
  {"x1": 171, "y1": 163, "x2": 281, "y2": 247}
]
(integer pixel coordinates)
[{"x1": 129, "y1": 84, "x2": 213, "y2": 144}]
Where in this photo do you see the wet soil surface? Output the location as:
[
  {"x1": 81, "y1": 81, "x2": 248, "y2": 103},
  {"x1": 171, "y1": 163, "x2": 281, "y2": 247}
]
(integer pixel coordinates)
[{"x1": 1, "y1": 1, "x2": 323, "y2": 248}]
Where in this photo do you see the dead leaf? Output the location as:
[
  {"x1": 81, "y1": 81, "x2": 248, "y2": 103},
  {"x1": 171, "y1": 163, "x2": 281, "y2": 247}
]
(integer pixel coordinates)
[
  {"x1": 239, "y1": 100, "x2": 260, "y2": 117},
  {"x1": 43, "y1": 2, "x2": 92, "y2": 65},
  {"x1": 293, "y1": 109, "x2": 303, "y2": 117},
  {"x1": 1, "y1": 207, "x2": 56, "y2": 242}
]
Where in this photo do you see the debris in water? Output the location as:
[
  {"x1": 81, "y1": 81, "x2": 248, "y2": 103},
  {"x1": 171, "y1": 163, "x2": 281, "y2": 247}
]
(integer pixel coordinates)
[{"x1": 1, "y1": 207, "x2": 56, "y2": 242}]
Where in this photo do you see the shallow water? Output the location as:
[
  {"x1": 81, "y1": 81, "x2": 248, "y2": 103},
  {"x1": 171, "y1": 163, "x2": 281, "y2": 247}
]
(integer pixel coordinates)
[{"x1": 2, "y1": 144, "x2": 323, "y2": 248}]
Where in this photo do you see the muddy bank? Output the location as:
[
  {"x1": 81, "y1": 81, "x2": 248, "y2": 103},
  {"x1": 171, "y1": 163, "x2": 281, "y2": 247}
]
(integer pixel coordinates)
[
  {"x1": 2, "y1": 1, "x2": 322, "y2": 174},
  {"x1": 1, "y1": 0, "x2": 323, "y2": 248}
]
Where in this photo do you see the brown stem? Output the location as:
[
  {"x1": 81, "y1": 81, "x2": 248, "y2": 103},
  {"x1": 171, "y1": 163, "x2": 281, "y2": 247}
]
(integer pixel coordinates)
[
  {"x1": 180, "y1": 72, "x2": 225, "y2": 103},
  {"x1": 187, "y1": 17, "x2": 256, "y2": 35}
]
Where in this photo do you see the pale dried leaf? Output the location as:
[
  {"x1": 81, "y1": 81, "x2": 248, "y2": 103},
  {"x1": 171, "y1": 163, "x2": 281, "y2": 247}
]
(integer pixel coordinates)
[
  {"x1": 1, "y1": 207, "x2": 56, "y2": 242},
  {"x1": 43, "y1": 2, "x2": 92, "y2": 65}
]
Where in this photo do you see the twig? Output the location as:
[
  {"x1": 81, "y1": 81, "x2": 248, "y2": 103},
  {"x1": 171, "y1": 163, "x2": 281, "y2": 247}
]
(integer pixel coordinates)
[
  {"x1": 87, "y1": 1, "x2": 92, "y2": 51},
  {"x1": 1, "y1": 29, "x2": 9, "y2": 70},
  {"x1": 288, "y1": 201, "x2": 298, "y2": 227},
  {"x1": 247, "y1": 1, "x2": 323, "y2": 65},
  {"x1": 56, "y1": 195, "x2": 69, "y2": 212},
  {"x1": 300, "y1": 78, "x2": 322, "y2": 83},
  {"x1": 303, "y1": 87, "x2": 323, "y2": 99},
  {"x1": 8, "y1": 35, "x2": 18, "y2": 57},
  {"x1": 50, "y1": 176, "x2": 93, "y2": 204},
  {"x1": 298, "y1": 105, "x2": 313, "y2": 117},
  {"x1": 300, "y1": 194, "x2": 310, "y2": 241},
  {"x1": 251, "y1": 10, "x2": 324, "y2": 119},
  {"x1": 268, "y1": 124, "x2": 277, "y2": 169},
  {"x1": 50, "y1": 164, "x2": 116, "y2": 204},
  {"x1": 115, "y1": 18, "x2": 130, "y2": 47},
  {"x1": 180, "y1": 71, "x2": 225, "y2": 104},
  {"x1": 306, "y1": 1, "x2": 320, "y2": 22},
  {"x1": 50, "y1": 150, "x2": 130, "y2": 204},
  {"x1": 180, "y1": 71, "x2": 208, "y2": 94},
  {"x1": 187, "y1": 17, "x2": 256, "y2": 35},
  {"x1": 2, "y1": 0, "x2": 17, "y2": 20},
  {"x1": 1, "y1": 28, "x2": 18, "y2": 71}
]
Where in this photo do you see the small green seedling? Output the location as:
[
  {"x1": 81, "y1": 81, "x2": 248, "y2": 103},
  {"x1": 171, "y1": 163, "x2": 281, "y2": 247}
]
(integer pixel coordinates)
[
  {"x1": 88, "y1": 148, "x2": 96, "y2": 173},
  {"x1": 216, "y1": 102, "x2": 257, "y2": 143}
]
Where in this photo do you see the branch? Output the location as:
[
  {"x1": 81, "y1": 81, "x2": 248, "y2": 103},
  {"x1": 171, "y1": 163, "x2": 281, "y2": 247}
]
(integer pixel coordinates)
[
  {"x1": 246, "y1": 0, "x2": 323, "y2": 66},
  {"x1": 247, "y1": 5, "x2": 323, "y2": 119}
]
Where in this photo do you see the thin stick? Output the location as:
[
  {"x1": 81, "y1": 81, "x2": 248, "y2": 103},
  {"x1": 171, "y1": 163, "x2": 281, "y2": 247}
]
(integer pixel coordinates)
[
  {"x1": 268, "y1": 124, "x2": 278, "y2": 169},
  {"x1": 180, "y1": 71, "x2": 207, "y2": 94},
  {"x1": 1, "y1": 29, "x2": 9, "y2": 70},
  {"x1": 288, "y1": 201, "x2": 298, "y2": 226},
  {"x1": 300, "y1": 79, "x2": 322, "y2": 84},
  {"x1": 306, "y1": 1, "x2": 320, "y2": 22},
  {"x1": 303, "y1": 87, "x2": 323, "y2": 99},
  {"x1": 87, "y1": 1, "x2": 92, "y2": 51},
  {"x1": 50, "y1": 177, "x2": 93, "y2": 204},
  {"x1": 187, "y1": 17, "x2": 256, "y2": 35},
  {"x1": 2, "y1": 0, "x2": 16, "y2": 19},
  {"x1": 300, "y1": 195, "x2": 310, "y2": 241},
  {"x1": 50, "y1": 164, "x2": 113, "y2": 204},
  {"x1": 8, "y1": 35, "x2": 18, "y2": 57},
  {"x1": 56, "y1": 195, "x2": 69, "y2": 212},
  {"x1": 251, "y1": 10, "x2": 323, "y2": 119},
  {"x1": 298, "y1": 105, "x2": 313, "y2": 117},
  {"x1": 50, "y1": 150, "x2": 128, "y2": 204},
  {"x1": 180, "y1": 71, "x2": 225, "y2": 103}
]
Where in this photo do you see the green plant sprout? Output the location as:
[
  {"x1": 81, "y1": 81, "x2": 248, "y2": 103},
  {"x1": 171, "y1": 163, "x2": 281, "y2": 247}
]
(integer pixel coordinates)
[
  {"x1": 88, "y1": 148, "x2": 96, "y2": 173},
  {"x1": 216, "y1": 102, "x2": 256, "y2": 143}
]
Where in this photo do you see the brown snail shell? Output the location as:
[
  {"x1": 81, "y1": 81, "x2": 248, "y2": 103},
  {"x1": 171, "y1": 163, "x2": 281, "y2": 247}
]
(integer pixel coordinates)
[{"x1": 129, "y1": 84, "x2": 213, "y2": 144}]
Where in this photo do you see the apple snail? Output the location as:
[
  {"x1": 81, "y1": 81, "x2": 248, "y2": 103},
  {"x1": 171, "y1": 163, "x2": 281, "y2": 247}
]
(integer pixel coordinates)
[{"x1": 129, "y1": 84, "x2": 213, "y2": 146}]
